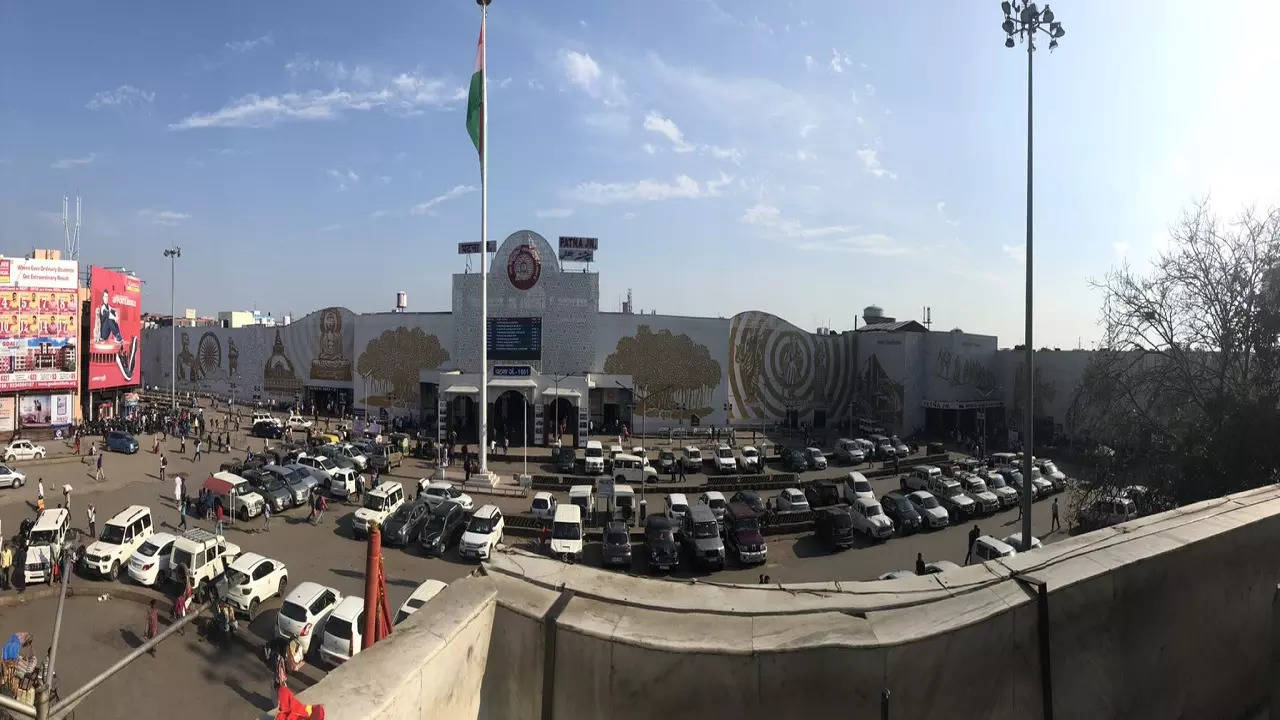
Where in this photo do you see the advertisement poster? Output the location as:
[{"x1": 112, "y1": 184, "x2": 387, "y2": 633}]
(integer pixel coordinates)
[
  {"x1": 88, "y1": 267, "x2": 142, "y2": 390},
  {"x1": 20, "y1": 395, "x2": 51, "y2": 427},
  {"x1": 0, "y1": 397, "x2": 14, "y2": 432},
  {"x1": 0, "y1": 258, "x2": 78, "y2": 392},
  {"x1": 51, "y1": 393, "x2": 72, "y2": 426}
]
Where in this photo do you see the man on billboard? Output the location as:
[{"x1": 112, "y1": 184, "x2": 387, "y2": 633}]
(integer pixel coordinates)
[{"x1": 97, "y1": 289, "x2": 123, "y2": 343}]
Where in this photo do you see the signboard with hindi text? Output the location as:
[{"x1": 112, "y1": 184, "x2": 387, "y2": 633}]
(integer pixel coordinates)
[
  {"x1": 457, "y1": 241, "x2": 498, "y2": 254},
  {"x1": 558, "y1": 236, "x2": 597, "y2": 263},
  {"x1": 486, "y1": 317, "x2": 542, "y2": 360}
]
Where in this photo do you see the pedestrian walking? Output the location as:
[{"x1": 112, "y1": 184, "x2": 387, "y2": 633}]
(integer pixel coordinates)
[
  {"x1": 1051, "y1": 497, "x2": 1061, "y2": 531},
  {"x1": 194, "y1": 438, "x2": 202, "y2": 462},
  {"x1": 214, "y1": 501, "x2": 225, "y2": 535},
  {"x1": 179, "y1": 435, "x2": 186, "y2": 455},
  {"x1": 263, "y1": 503, "x2": 271, "y2": 532},
  {"x1": 178, "y1": 497, "x2": 187, "y2": 530},
  {"x1": 144, "y1": 599, "x2": 159, "y2": 655},
  {"x1": 353, "y1": 474, "x2": 364, "y2": 504},
  {"x1": 502, "y1": 434, "x2": 508, "y2": 459},
  {"x1": 159, "y1": 454, "x2": 168, "y2": 485},
  {"x1": 87, "y1": 504, "x2": 96, "y2": 540},
  {"x1": 61, "y1": 484, "x2": 71, "y2": 513},
  {"x1": 965, "y1": 525, "x2": 980, "y2": 564},
  {"x1": 0, "y1": 542, "x2": 12, "y2": 591},
  {"x1": 37, "y1": 479, "x2": 44, "y2": 503},
  {"x1": 173, "y1": 474, "x2": 182, "y2": 507},
  {"x1": 916, "y1": 552, "x2": 927, "y2": 576},
  {"x1": 94, "y1": 454, "x2": 104, "y2": 481},
  {"x1": 677, "y1": 458, "x2": 687, "y2": 483}
]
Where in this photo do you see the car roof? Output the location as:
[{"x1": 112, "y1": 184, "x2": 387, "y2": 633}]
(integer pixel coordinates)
[
  {"x1": 533, "y1": 491, "x2": 553, "y2": 500},
  {"x1": 143, "y1": 532, "x2": 178, "y2": 545},
  {"x1": 976, "y1": 535, "x2": 1016, "y2": 553},
  {"x1": 908, "y1": 490, "x2": 933, "y2": 500},
  {"x1": 330, "y1": 595, "x2": 364, "y2": 620},
  {"x1": 781, "y1": 487, "x2": 803, "y2": 496},
  {"x1": 370, "y1": 481, "x2": 402, "y2": 495},
  {"x1": 883, "y1": 489, "x2": 908, "y2": 499},
  {"x1": 568, "y1": 485, "x2": 592, "y2": 496},
  {"x1": 741, "y1": 445, "x2": 757, "y2": 452},
  {"x1": 701, "y1": 490, "x2": 725, "y2": 500},
  {"x1": 33, "y1": 509, "x2": 69, "y2": 529},
  {"x1": 665, "y1": 493, "x2": 688, "y2": 504},
  {"x1": 285, "y1": 581, "x2": 334, "y2": 604},
  {"x1": 603, "y1": 520, "x2": 628, "y2": 533},
  {"x1": 846, "y1": 471, "x2": 870, "y2": 484},
  {"x1": 427, "y1": 480, "x2": 454, "y2": 490},
  {"x1": 474, "y1": 504, "x2": 500, "y2": 518},
  {"x1": 689, "y1": 503, "x2": 716, "y2": 521},
  {"x1": 854, "y1": 497, "x2": 879, "y2": 509},
  {"x1": 645, "y1": 515, "x2": 672, "y2": 530},
  {"x1": 228, "y1": 551, "x2": 271, "y2": 572},
  {"x1": 725, "y1": 501, "x2": 757, "y2": 518},
  {"x1": 553, "y1": 504, "x2": 581, "y2": 522},
  {"x1": 820, "y1": 505, "x2": 851, "y2": 517},
  {"x1": 106, "y1": 504, "x2": 150, "y2": 524},
  {"x1": 586, "y1": 440, "x2": 602, "y2": 449}
]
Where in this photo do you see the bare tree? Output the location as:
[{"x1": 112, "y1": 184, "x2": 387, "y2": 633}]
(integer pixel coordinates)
[{"x1": 1070, "y1": 201, "x2": 1280, "y2": 509}]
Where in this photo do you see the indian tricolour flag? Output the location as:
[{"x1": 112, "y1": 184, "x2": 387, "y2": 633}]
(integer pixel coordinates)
[{"x1": 466, "y1": 21, "x2": 485, "y2": 157}]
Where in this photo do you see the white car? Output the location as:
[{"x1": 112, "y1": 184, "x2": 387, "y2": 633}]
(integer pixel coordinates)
[
  {"x1": 394, "y1": 579, "x2": 448, "y2": 625},
  {"x1": 850, "y1": 498, "x2": 894, "y2": 540},
  {"x1": 775, "y1": 487, "x2": 810, "y2": 512},
  {"x1": 3, "y1": 440, "x2": 45, "y2": 462},
  {"x1": 739, "y1": 446, "x2": 761, "y2": 472},
  {"x1": 530, "y1": 491, "x2": 557, "y2": 520},
  {"x1": 907, "y1": 490, "x2": 950, "y2": 529},
  {"x1": 127, "y1": 532, "x2": 177, "y2": 586},
  {"x1": 418, "y1": 480, "x2": 475, "y2": 511},
  {"x1": 276, "y1": 581, "x2": 343, "y2": 654},
  {"x1": 82, "y1": 505, "x2": 154, "y2": 579},
  {"x1": 804, "y1": 447, "x2": 828, "y2": 470},
  {"x1": 712, "y1": 445, "x2": 737, "y2": 474},
  {"x1": 296, "y1": 454, "x2": 337, "y2": 483},
  {"x1": 225, "y1": 552, "x2": 289, "y2": 618},
  {"x1": 325, "y1": 467, "x2": 361, "y2": 499},
  {"x1": 968, "y1": 535, "x2": 1018, "y2": 565},
  {"x1": 584, "y1": 441, "x2": 605, "y2": 475},
  {"x1": 336, "y1": 443, "x2": 369, "y2": 470},
  {"x1": 353, "y1": 481, "x2": 405, "y2": 538},
  {"x1": 0, "y1": 464, "x2": 25, "y2": 489},
  {"x1": 459, "y1": 504, "x2": 504, "y2": 561},
  {"x1": 1002, "y1": 533, "x2": 1043, "y2": 551},
  {"x1": 320, "y1": 595, "x2": 365, "y2": 665},
  {"x1": 843, "y1": 472, "x2": 875, "y2": 502},
  {"x1": 286, "y1": 415, "x2": 314, "y2": 431},
  {"x1": 699, "y1": 491, "x2": 728, "y2": 525},
  {"x1": 251, "y1": 412, "x2": 282, "y2": 427},
  {"x1": 170, "y1": 528, "x2": 241, "y2": 590}
]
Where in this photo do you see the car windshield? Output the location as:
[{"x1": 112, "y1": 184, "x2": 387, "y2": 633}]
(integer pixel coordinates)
[
  {"x1": 138, "y1": 540, "x2": 164, "y2": 557},
  {"x1": 969, "y1": 479, "x2": 988, "y2": 493},
  {"x1": 865, "y1": 505, "x2": 883, "y2": 517},
  {"x1": 742, "y1": 449, "x2": 757, "y2": 457},
  {"x1": 660, "y1": 452, "x2": 674, "y2": 461},
  {"x1": 279, "y1": 601, "x2": 308, "y2": 622},
  {"x1": 265, "y1": 477, "x2": 287, "y2": 493},
  {"x1": 831, "y1": 513, "x2": 853, "y2": 528},
  {"x1": 687, "y1": 451, "x2": 701, "y2": 459},
  {"x1": 707, "y1": 498, "x2": 725, "y2": 510},
  {"x1": 605, "y1": 531, "x2": 628, "y2": 545},
  {"x1": 585, "y1": 447, "x2": 603, "y2": 458},
  {"x1": 988, "y1": 475, "x2": 1007, "y2": 489},
  {"x1": 29, "y1": 530, "x2": 57, "y2": 545},
  {"x1": 716, "y1": 448, "x2": 732, "y2": 459},
  {"x1": 693, "y1": 521, "x2": 718, "y2": 539},
  {"x1": 551, "y1": 522, "x2": 581, "y2": 540},
  {"x1": 225, "y1": 569, "x2": 250, "y2": 586},
  {"x1": 96, "y1": 524, "x2": 125, "y2": 544},
  {"x1": 1043, "y1": 462, "x2": 1059, "y2": 474},
  {"x1": 733, "y1": 517, "x2": 760, "y2": 532},
  {"x1": 944, "y1": 485, "x2": 963, "y2": 497},
  {"x1": 364, "y1": 495, "x2": 386, "y2": 511},
  {"x1": 916, "y1": 495, "x2": 940, "y2": 509},
  {"x1": 649, "y1": 529, "x2": 675, "y2": 543},
  {"x1": 854, "y1": 480, "x2": 871, "y2": 493},
  {"x1": 532, "y1": 498, "x2": 549, "y2": 509},
  {"x1": 389, "y1": 506, "x2": 413, "y2": 522},
  {"x1": 672, "y1": 503, "x2": 689, "y2": 515},
  {"x1": 468, "y1": 516, "x2": 495, "y2": 534}
]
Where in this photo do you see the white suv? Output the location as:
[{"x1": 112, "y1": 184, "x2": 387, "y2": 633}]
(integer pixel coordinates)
[
  {"x1": 276, "y1": 581, "x2": 342, "y2": 654},
  {"x1": 459, "y1": 504, "x2": 504, "y2": 561},
  {"x1": 738, "y1": 446, "x2": 761, "y2": 472},
  {"x1": 712, "y1": 445, "x2": 737, "y2": 474},
  {"x1": 584, "y1": 441, "x2": 605, "y2": 475},
  {"x1": 850, "y1": 498, "x2": 894, "y2": 540},
  {"x1": 353, "y1": 481, "x2": 405, "y2": 538},
  {"x1": 170, "y1": 528, "x2": 241, "y2": 591},
  {"x1": 252, "y1": 412, "x2": 281, "y2": 427},
  {"x1": 418, "y1": 480, "x2": 475, "y2": 511},
  {"x1": 224, "y1": 552, "x2": 289, "y2": 618},
  {"x1": 83, "y1": 505, "x2": 154, "y2": 579}
]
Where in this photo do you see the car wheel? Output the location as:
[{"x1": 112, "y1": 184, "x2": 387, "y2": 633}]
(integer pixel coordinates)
[
  {"x1": 13, "y1": 477, "x2": 22, "y2": 488},
  {"x1": 249, "y1": 598, "x2": 260, "y2": 619},
  {"x1": 110, "y1": 561, "x2": 120, "y2": 580},
  {"x1": 238, "y1": 508, "x2": 249, "y2": 522},
  {"x1": 36, "y1": 451, "x2": 44, "y2": 459}
]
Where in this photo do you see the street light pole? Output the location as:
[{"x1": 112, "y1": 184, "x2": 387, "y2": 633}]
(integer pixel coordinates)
[
  {"x1": 1001, "y1": 1, "x2": 1064, "y2": 553},
  {"x1": 162, "y1": 247, "x2": 182, "y2": 410}
]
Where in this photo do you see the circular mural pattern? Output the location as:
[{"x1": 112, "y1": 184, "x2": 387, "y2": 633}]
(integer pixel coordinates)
[
  {"x1": 197, "y1": 332, "x2": 222, "y2": 377},
  {"x1": 507, "y1": 244, "x2": 541, "y2": 291}
]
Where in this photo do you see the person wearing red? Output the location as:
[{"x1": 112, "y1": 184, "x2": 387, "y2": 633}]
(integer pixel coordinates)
[{"x1": 277, "y1": 685, "x2": 324, "y2": 720}]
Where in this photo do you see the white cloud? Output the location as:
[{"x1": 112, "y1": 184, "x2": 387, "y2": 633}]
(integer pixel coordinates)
[
  {"x1": 498, "y1": 77, "x2": 512, "y2": 89},
  {"x1": 86, "y1": 85, "x2": 155, "y2": 111},
  {"x1": 528, "y1": 78, "x2": 544, "y2": 91},
  {"x1": 751, "y1": 16, "x2": 774, "y2": 35},
  {"x1": 285, "y1": 55, "x2": 369, "y2": 85},
  {"x1": 642, "y1": 143, "x2": 658, "y2": 155},
  {"x1": 799, "y1": 123, "x2": 818, "y2": 139},
  {"x1": 642, "y1": 110, "x2": 741, "y2": 164},
  {"x1": 536, "y1": 208, "x2": 574, "y2": 219},
  {"x1": 411, "y1": 184, "x2": 477, "y2": 215},
  {"x1": 1002, "y1": 244, "x2": 1026, "y2": 262},
  {"x1": 864, "y1": 83, "x2": 876, "y2": 96},
  {"x1": 804, "y1": 55, "x2": 815, "y2": 70},
  {"x1": 138, "y1": 209, "x2": 190, "y2": 226},
  {"x1": 850, "y1": 89, "x2": 859, "y2": 104},
  {"x1": 326, "y1": 168, "x2": 360, "y2": 190},
  {"x1": 170, "y1": 71, "x2": 460, "y2": 129},
  {"x1": 856, "y1": 147, "x2": 896, "y2": 179},
  {"x1": 226, "y1": 33, "x2": 273, "y2": 54},
  {"x1": 51, "y1": 153, "x2": 97, "y2": 169},
  {"x1": 370, "y1": 210, "x2": 390, "y2": 219},
  {"x1": 623, "y1": 212, "x2": 636, "y2": 220},
  {"x1": 741, "y1": 203, "x2": 908, "y2": 255},
  {"x1": 378, "y1": 175, "x2": 391, "y2": 184},
  {"x1": 568, "y1": 173, "x2": 729, "y2": 204},
  {"x1": 936, "y1": 201, "x2": 960, "y2": 227},
  {"x1": 559, "y1": 50, "x2": 627, "y2": 107},
  {"x1": 829, "y1": 49, "x2": 852, "y2": 73}
]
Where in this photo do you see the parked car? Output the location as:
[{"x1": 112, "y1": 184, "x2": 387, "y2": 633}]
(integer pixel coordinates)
[
  {"x1": 664, "y1": 493, "x2": 691, "y2": 523},
  {"x1": 224, "y1": 552, "x2": 289, "y2": 618},
  {"x1": 584, "y1": 441, "x2": 605, "y2": 475},
  {"x1": 738, "y1": 446, "x2": 761, "y2": 473},
  {"x1": 842, "y1": 472, "x2": 875, "y2": 503},
  {"x1": 394, "y1": 580, "x2": 447, "y2": 625},
  {"x1": 902, "y1": 465, "x2": 942, "y2": 492},
  {"x1": 679, "y1": 504, "x2": 725, "y2": 570},
  {"x1": 202, "y1": 471, "x2": 265, "y2": 521},
  {"x1": 929, "y1": 476, "x2": 977, "y2": 520},
  {"x1": 835, "y1": 438, "x2": 866, "y2": 465},
  {"x1": 458, "y1": 504, "x2": 504, "y2": 561},
  {"x1": 682, "y1": 446, "x2": 704, "y2": 472},
  {"x1": 276, "y1": 581, "x2": 343, "y2": 654},
  {"x1": 243, "y1": 469, "x2": 293, "y2": 513},
  {"x1": 252, "y1": 421, "x2": 284, "y2": 439},
  {"x1": 382, "y1": 501, "x2": 433, "y2": 547},
  {"x1": 804, "y1": 447, "x2": 828, "y2": 470},
  {"x1": 870, "y1": 435, "x2": 896, "y2": 460},
  {"x1": 550, "y1": 504, "x2": 584, "y2": 562},
  {"x1": 531, "y1": 491, "x2": 557, "y2": 520},
  {"x1": 319, "y1": 596, "x2": 366, "y2": 665},
  {"x1": 957, "y1": 474, "x2": 1000, "y2": 515},
  {"x1": 419, "y1": 480, "x2": 475, "y2": 512},
  {"x1": 729, "y1": 490, "x2": 765, "y2": 514},
  {"x1": 879, "y1": 491, "x2": 922, "y2": 534},
  {"x1": 324, "y1": 467, "x2": 362, "y2": 500},
  {"x1": 775, "y1": 487, "x2": 810, "y2": 512},
  {"x1": 330, "y1": 443, "x2": 369, "y2": 471},
  {"x1": 712, "y1": 445, "x2": 737, "y2": 474},
  {"x1": 170, "y1": 528, "x2": 240, "y2": 592},
  {"x1": 367, "y1": 444, "x2": 403, "y2": 474},
  {"x1": 0, "y1": 464, "x2": 25, "y2": 489},
  {"x1": 890, "y1": 436, "x2": 910, "y2": 457},
  {"x1": 286, "y1": 415, "x2": 313, "y2": 431},
  {"x1": 906, "y1": 490, "x2": 950, "y2": 529},
  {"x1": 804, "y1": 480, "x2": 843, "y2": 509},
  {"x1": 968, "y1": 535, "x2": 1017, "y2": 565},
  {"x1": 698, "y1": 491, "x2": 728, "y2": 526},
  {"x1": 644, "y1": 515, "x2": 679, "y2": 572},
  {"x1": 657, "y1": 450, "x2": 677, "y2": 474},
  {"x1": 1002, "y1": 533, "x2": 1043, "y2": 551},
  {"x1": 601, "y1": 521, "x2": 632, "y2": 567},
  {"x1": 24, "y1": 509, "x2": 69, "y2": 585},
  {"x1": 850, "y1": 498, "x2": 894, "y2": 540},
  {"x1": 1078, "y1": 495, "x2": 1138, "y2": 530},
  {"x1": 82, "y1": 505, "x2": 154, "y2": 579},
  {"x1": 127, "y1": 532, "x2": 177, "y2": 586},
  {"x1": 3, "y1": 439, "x2": 45, "y2": 462},
  {"x1": 261, "y1": 465, "x2": 310, "y2": 508},
  {"x1": 1035, "y1": 459, "x2": 1068, "y2": 493},
  {"x1": 282, "y1": 463, "x2": 323, "y2": 498},
  {"x1": 814, "y1": 506, "x2": 856, "y2": 549},
  {"x1": 353, "y1": 481, "x2": 406, "y2": 538},
  {"x1": 781, "y1": 449, "x2": 809, "y2": 472},
  {"x1": 554, "y1": 446, "x2": 577, "y2": 473},
  {"x1": 296, "y1": 453, "x2": 338, "y2": 483},
  {"x1": 252, "y1": 412, "x2": 281, "y2": 427},
  {"x1": 982, "y1": 470, "x2": 1020, "y2": 508},
  {"x1": 418, "y1": 501, "x2": 469, "y2": 556},
  {"x1": 722, "y1": 502, "x2": 766, "y2": 564},
  {"x1": 105, "y1": 431, "x2": 139, "y2": 454}
]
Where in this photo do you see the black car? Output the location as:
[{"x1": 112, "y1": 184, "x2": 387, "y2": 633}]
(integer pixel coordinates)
[
  {"x1": 815, "y1": 506, "x2": 856, "y2": 549},
  {"x1": 418, "y1": 501, "x2": 468, "y2": 556},
  {"x1": 879, "y1": 491, "x2": 923, "y2": 534},
  {"x1": 252, "y1": 421, "x2": 283, "y2": 439},
  {"x1": 803, "y1": 481, "x2": 844, "y2": 509},
  {"x1": 729, "y1": 490, "x2": 765, "y2": 514},
  {"x1": 781, "y1": 449, "x2": 809, "y2": 472},
  {"x1": 644, "y1": 515, "x2": 679, "y2": 572},
  {"x1": 554, "y1": 446, "x2": 577, "y2": 474},
  {"x1": 383, "y1": 501, "x2": 432, "y2": 547},
  {"x1": 601, "y1": 520, "x2": 632, "y2": 567}
]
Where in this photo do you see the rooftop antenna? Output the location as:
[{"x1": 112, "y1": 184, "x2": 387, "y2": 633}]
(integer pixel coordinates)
[
  {"x1": 62, "y1": 195, "x2": 81, "y2": 261},
  {"x1": 923, "y1": 306, "x2": 933, "y2": 330}
]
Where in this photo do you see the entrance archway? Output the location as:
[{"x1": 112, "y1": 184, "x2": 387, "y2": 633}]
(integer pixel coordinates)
[
  {"x1": 447, "y1": 395, "x2": 477, "y2": 444},
  {"x1": 544, "y1": 397, "x2": 578, "y2": 446},
  {"x1": 493, "y1": 390, "x2": 532, "y2": 447}
]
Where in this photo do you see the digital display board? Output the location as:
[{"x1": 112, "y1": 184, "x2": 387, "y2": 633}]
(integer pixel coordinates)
[{"x1": 487, "y1": 316, "x2": 542, "y2": 360}]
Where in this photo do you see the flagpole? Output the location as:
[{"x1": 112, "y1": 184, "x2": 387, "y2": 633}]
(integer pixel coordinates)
[{"x1": 477, "y1": 0, "x2": 490, "y2": 479}]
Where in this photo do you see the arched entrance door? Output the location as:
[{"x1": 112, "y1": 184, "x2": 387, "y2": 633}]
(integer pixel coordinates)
[
  {"x1": 544, "y1": 397, "x2": 578, "y2": 446},
  {"x1": 447, "y1": 395, "x2": 477, "y2": 444},
  {"x1": 493, "y1": 390, "x2": 532, "y2": 447}
]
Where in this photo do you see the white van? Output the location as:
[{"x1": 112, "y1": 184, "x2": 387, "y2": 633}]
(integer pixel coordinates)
[
  {"x1": 203, "y1": 471, "x2": 265, "y2": 521},
  {"x1": 611, "y1": 453, "x2": 657, "y2": 486},
  {"x1": 353, "y1": 481, "x2": 405, "y2": 538},
  {"x1": 568, "y1": 485, "x2": 593, "y2": 518},
  {"x1": 611, "y1": 484, "x2": 635, "y2": 522},
  {"x1": 24, "y1": 508, "x2": 69, "y2": 585},
  {"x1": 83, "y1": 505, "x2": 154, "y2": 579},
  {"x1": 549, "y1": 503, "x2": 584, "y2": 562},
  {"x1": 584, "y1": 441, "x2": 605, "y2": 475},
  {"x1": 319, "y1": 595, "x2": 366, "y2": 665},
  {"x1": 664, "y1": 493, "x2": 691, "y2": 522}
]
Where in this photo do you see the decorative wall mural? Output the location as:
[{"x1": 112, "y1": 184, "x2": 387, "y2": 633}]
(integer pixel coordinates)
[
  {"x1": 177, "y1": 332, "x2": 197, "y2": 382},
  {"x1": 227, "y1": 339, "x2": 239, "y2": 377},
  {"x1": 310, "y1": 307, "x2": 353, "y2": 381},
  {"x1": 197, "y1": 332, "x2": 221, "y2": 379},
  {"x1": 858, "y1": 353, "x2": 905, "y2": 430},
  {"x1": 263, "y1": 329, "x2": 301, "y2": 398},
  {"x1": 356, "y1": 327, "x2": 450, "y2": 410},
  {"x1": 603, "y1": 325, "x2": 721, "y2": 418},
  {"x1": 934, "y1": 348, "x2": 996, "y2": 393},
  {"x1": 727, "y1": 311, "x2": 856, "y2": 422}
]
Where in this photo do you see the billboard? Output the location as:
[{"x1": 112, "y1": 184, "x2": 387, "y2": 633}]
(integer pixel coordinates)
[
  {"x1": 558, "y1": 236, "x2": 597, "y2": 263},
  {"x1": 88, "y1": 267, "x2": 142, "y2": 390},
  {"x1": 0, "y1": 258, "x2": 78, "y2": 392}
]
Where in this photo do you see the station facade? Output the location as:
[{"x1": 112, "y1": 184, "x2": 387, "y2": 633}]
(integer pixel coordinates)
[{"x1": 141, "y1": 229, "x2": 1090, "y2": 448}]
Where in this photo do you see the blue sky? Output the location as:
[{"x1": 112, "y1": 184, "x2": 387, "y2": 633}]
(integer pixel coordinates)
[{"x1": 2, "y1": 0, "x2": 1277, "y2": 348}]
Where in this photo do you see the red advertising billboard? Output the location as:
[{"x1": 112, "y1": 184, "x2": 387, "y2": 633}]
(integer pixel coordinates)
[{"x1": 88, "y1": 267, "x2": 141, "y2": 390}]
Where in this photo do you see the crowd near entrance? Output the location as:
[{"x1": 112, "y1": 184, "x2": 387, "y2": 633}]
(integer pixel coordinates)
[{"x1": 492, "y1": 390, "x2": 532, "y2": 447}]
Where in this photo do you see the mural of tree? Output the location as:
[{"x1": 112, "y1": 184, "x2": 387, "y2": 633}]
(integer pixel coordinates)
[
  {"x1": 603, "y1": 325, "x2": 721, "y2": 418},
  {"x1": 357, "y1": 327, "x2": 450, "y2": 410}
]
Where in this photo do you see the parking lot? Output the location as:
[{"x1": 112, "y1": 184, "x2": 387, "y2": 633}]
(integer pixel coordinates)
[{"x1": 0, "y1": 411, "x2": 1073, "y2": 715}]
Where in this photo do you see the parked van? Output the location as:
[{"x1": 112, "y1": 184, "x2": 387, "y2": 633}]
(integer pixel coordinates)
[
  {"x1": 611, "y1": 484, "x2": 636, "y2": 523},
  {"x1": 989, "y1": 452, "x2": 1019, "y2": 469},
  {"x1": 611, "y1": 453, "x2": 657, "y2": 486},
  {"x1": 530, "y1": 491, "x2": 557, "y2": 520},
  {"x1": 203, "y1": 471, "x2": 265, "y2": 521},
  {"x1": 320, "y1": 595, "x2": 366, "y2": 665},
  {"x1": 968, "y1": 535, "x2": 1017, "y2": 565},
  {"x1": 24, "y1": 508, "x2": 69, "y2": 585},
  {"x1": 549, "y1": 503, "x2": 584, "y2": 562},
  {"x1": 723, "y1": 502, "x2": 766, "y2": 564},
  {"x1": 664, "y1": 493, "x2": 691, "y2": 522},
  {"x1": 568, "y1": 485, "x2": 593, "y2": 519},
  {"x1": 584, "y1": 441, "x2": 605, "y2": 475},
  {"x1": 83, "y1": 505, "x2": 153, "y2": 579}
]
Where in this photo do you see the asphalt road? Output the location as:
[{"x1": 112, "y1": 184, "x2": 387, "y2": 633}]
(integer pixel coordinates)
[{"x1": 0, "y1": 419, "x2": 1072, "y2": 717}]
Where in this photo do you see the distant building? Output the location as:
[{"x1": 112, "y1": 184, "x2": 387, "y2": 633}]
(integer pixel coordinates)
[{"x1": 217, "y1": 310, "x2": 280, "y2": 328}]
